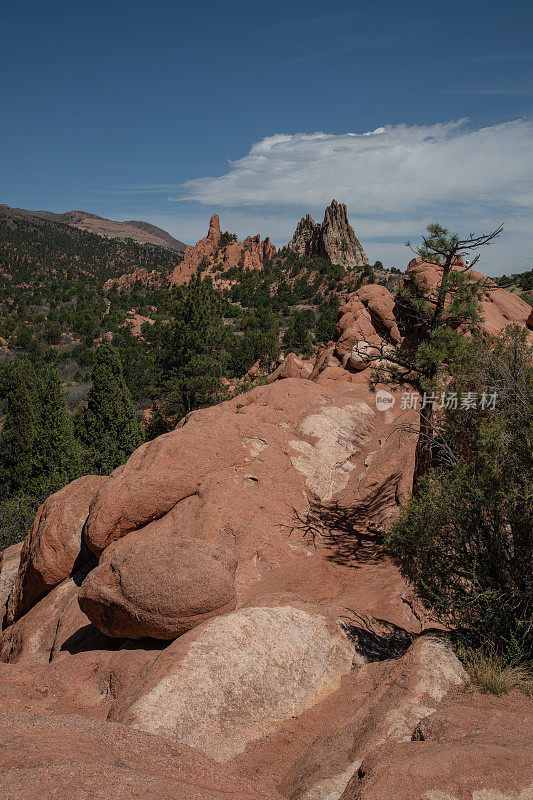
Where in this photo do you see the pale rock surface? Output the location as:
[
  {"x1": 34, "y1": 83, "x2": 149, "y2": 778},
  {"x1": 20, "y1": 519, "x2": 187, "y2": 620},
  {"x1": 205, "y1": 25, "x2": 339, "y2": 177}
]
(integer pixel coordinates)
[
  {"x1": 111, "y1": 605, "x2": 355, "y2": 762},
  {"x1": 321, "y1": 200, "x2": 369, "y2": 268},
  {"x1": 231, "y1": 634, "x2": 466, "y2": 800},
  {"x1": 0, "y1": 542, "x2": 22, "y2": 625},
  {"x1": 340, "y1": 680, "x2": 533, "y2": 800}
]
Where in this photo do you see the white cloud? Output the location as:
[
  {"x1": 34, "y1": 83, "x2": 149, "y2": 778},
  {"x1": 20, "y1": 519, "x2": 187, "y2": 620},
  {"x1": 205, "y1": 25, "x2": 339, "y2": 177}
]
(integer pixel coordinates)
[
  {"x1": 176, "y1": 120, "x2": 533, "y2": 212},
  {"x1": 169, "y1": 120, "x2": 533, "y2": 274}
]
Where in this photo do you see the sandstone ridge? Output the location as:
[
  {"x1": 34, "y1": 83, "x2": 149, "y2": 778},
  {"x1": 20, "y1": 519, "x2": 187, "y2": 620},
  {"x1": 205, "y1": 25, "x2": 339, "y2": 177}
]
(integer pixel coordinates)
[{"x1": 170, "y1": 214, "x2": 276, "y2": 285}]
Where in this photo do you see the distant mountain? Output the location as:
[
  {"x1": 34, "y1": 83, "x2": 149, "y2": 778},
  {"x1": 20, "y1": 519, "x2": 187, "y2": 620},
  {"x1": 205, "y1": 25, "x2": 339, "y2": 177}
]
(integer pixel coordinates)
[
  {"x1": 3, "y1": 205, "x2": 186, "y2": 253},
  {"x1": 0, "y1": 204, "x2": 183, "y2": 287}
]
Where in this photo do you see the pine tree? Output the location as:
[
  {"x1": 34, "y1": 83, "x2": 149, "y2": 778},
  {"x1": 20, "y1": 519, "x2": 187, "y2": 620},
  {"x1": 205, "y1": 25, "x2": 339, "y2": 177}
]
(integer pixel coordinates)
[
  {"x1": 151, "y1": 276, "x2": 230, "y2": 420},
  {"x1": 30, "y1": 365, "x2": 82, "y2": 497},
  {"x1": 0, "y1": 381, "x2": 37, "y2": 497},
  {"x1": 0, "y1": 360, "x2": 81, "y2": 500},
  {"x1": 359, "y1": 223, "x2": 502, "y2": 490},
  {"x1": 78, "y1": 343, "x2": 144, "y2": 474}
]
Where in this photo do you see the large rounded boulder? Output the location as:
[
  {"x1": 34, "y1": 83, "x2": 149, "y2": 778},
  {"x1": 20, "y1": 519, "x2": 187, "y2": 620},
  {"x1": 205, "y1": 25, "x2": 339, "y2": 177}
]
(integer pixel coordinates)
[{"x1": 78, "y1": 532, "x2": 237, "y2": 639}]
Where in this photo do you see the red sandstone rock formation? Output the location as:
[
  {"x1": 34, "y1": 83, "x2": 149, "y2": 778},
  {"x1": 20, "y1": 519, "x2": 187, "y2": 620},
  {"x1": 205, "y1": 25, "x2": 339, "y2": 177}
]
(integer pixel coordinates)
[
  {"x1": 0, "y1": 712, "x2": 278, "y2": 800},
  {"x1": 1, "y1": 263, "x2": 532, "y2": 800},
  {"x1": 103, "y1": 267, "x2": 164, "y2": 292},
  {"x1": 6, "y1": 476, "x2": 107, "y2": 625},
  {"x1": 170, "y1": 214, "x2": 276, "y2": 285},
  {"x1": 121, "y1": 310, "x2": 155, "y2": 338},
  {"x1": 287, "y1": 200, "x2": 368, "y2": 268},
  {"x1": 407, "y1": 256, "x2": 533, "y2": 340}
]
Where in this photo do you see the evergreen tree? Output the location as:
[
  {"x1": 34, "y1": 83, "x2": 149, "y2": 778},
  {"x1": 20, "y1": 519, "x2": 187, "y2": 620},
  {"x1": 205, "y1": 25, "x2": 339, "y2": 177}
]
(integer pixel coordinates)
[
  {"x1": 283, "y1": 310, "x2": 314, "y2": 357},
  {"x1": 78, "y1": 343, "x2": 144, "y2": 474},
  {"x1": 387, "y1": 327, "x2": 533, "y2": 657},
  {"x1": 0, "y1": 359, "x2": 81, "y2": 500},
  {"x1": 150, "y1": 276, "x2": 230, "y2": 420},
  {"x1": 0, "y1": 382, "x2": 37, "y2": 497},
  {"x1": 30, "y1": 365, "x2": 82, "y2": 497},
  {"x1": 359, "y1": 223, "x2": 502, "y2": 490}
]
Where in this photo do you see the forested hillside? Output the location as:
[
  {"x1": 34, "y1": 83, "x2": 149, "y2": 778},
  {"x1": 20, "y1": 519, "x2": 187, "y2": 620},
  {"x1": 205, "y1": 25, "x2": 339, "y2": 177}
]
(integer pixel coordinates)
[{"x1": 0, "y1": 209, "x2": 402, "y2": 545}]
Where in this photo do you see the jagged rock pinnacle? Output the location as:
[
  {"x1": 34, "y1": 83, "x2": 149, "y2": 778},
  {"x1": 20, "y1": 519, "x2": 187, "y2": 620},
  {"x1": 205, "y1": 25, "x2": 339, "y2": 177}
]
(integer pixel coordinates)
[{"x1": 287, "y1": 200, "x2": 368, "y2": 268}]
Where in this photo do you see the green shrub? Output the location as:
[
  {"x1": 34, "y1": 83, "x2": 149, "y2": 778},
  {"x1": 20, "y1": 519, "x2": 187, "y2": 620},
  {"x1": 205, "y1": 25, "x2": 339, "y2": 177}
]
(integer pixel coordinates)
[{"x1": 386, "y1": 328, "x2": 533, "y2": 659}]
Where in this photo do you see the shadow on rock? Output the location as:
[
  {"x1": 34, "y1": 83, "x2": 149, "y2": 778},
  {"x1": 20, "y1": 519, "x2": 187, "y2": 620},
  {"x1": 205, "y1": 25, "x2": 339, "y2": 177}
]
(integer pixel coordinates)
[
  {"x1": 340, "y1": 612, "x2": 416, "y2": 662},
  {"x1": 284, "y1": 477, "x2": 401, "y2": 567}
]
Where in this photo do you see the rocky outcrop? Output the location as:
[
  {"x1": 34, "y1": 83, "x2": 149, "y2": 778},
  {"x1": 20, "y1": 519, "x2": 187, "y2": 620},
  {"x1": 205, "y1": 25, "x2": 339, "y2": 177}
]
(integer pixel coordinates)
[
  {"x1": 287, "y1": 201, "x2": 368, "y2": 268},
  {"x1": 407, "y1": 257, "x2": 533, "y2": 341},
  {"x1": 121, "y1": 309, "x2": 155, "y2": 337},
  {"x1": 103, "y1": 267, "x2": 164, "y2": 292},
  {"x1": 287, "y1": 215, "x2": 322, "y2": 258},
  {"x1": 344, "y1": 687, "x2": 533, "y2": 800},
  {"x1": 0, "y1": 543, "x2": 22, "y2": 626},
  {"x1": 170, "y1": 214, "x2": 276, "y2": 285},
  {"x1": 111, "y1": 605, "x2": 355, "y2": 761}
]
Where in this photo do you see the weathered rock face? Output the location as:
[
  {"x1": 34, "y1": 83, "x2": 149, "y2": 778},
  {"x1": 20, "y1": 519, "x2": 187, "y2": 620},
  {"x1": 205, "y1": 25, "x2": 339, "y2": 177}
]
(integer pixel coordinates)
[
  {"x1": 6, "y1": 476, "x2": 107, "y2": 625},
  {"x1": 111, "y1": 605, "x2": 355, "y2": 761},
  {"x1": 287, "y1": 215, "x2": 322, "y2": 258},
  {"x1": 231, "y1": 633, "x2": 466, "y2": 799},
  {"x1": 103, "y1": 267, "x2": 163, "y2": 292},
  {"x1": 332, "y1": 284, "x2": 401, "y2": 369},
  {"x1": 343, "y1": 686, "x2": 533, "y2": 800},
  {"x1": 79, "y1": 534, "x2": 237, "y2": 639},
  {"x1": 407, "y1": 257, "x2": 533, "y2": 341},
  {"x1": 287, "y1": 201, "x2": 368, "y2": 268},
  {"x1": 320, "y1": 200, "x2": 368, "y2": 268},
  {"x1": 170, "y1": 214, "x2": 276, "y2": 285},
  {"x1": 0, "y1": 542, "x2": 22, "y2": 626},
  {"x1": 0, "y1": 712, "x2": 280, "y2": 800}
]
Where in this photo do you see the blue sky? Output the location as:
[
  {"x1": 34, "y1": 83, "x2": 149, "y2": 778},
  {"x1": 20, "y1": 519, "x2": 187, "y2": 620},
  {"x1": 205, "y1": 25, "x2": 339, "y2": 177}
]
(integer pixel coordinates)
[{"x1": 1, "y1": 0, "x2": 532, "y2": 274}]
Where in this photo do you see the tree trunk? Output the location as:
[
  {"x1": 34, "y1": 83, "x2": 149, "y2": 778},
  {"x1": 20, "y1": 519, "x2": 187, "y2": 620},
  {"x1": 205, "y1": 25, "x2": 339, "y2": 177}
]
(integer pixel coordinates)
[{"x1": 413, "y1": 404, "x2": 434, "y2": 494}]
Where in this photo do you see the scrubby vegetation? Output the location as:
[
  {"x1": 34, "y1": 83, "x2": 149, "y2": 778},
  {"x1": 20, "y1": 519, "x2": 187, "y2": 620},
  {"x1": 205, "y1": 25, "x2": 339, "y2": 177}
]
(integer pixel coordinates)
[
  {"x1": 459, "y1": 646, "x2": 533, "y2": 696},
  {"x1": 387, "y1": 327, "x2": 533, "y2": 670}
]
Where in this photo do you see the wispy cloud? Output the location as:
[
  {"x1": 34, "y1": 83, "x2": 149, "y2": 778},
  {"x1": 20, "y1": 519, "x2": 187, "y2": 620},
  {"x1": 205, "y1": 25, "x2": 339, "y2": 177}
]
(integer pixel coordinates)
[
  {"x1": 285, "y1": 37, "x2": 404, "y2": 64},
  {"x1": 271, "y1": 13, "x2": 354, "y2": 31},
  {"x1": 100, "y1": 184, "x2": 180, "y2": 195}
]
